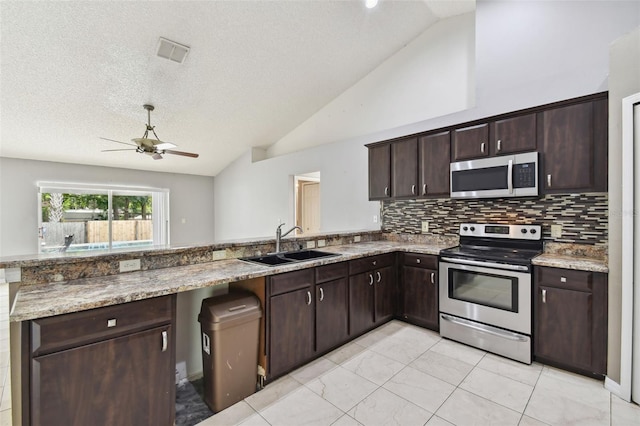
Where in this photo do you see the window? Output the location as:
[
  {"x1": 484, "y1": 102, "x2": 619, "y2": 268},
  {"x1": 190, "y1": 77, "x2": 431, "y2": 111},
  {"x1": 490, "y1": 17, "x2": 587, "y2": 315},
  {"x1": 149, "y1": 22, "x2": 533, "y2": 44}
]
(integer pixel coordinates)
[{"x1": 37, "y1": 182, "x2": 169, "y2": 253}]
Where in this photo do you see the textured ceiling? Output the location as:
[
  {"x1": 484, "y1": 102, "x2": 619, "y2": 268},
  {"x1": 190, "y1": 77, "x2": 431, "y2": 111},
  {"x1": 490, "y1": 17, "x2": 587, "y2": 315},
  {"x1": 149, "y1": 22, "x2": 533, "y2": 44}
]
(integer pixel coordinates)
[{"x1": 0, "y1": 1, "x2": 473, "y2": 176}]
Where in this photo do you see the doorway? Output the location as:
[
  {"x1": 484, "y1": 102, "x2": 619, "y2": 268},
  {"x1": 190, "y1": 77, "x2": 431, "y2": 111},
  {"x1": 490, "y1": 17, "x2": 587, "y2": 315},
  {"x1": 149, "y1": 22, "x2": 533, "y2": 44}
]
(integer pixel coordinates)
[{"x1": 294, "y1": 172, "x2": 320, "y2": 233}]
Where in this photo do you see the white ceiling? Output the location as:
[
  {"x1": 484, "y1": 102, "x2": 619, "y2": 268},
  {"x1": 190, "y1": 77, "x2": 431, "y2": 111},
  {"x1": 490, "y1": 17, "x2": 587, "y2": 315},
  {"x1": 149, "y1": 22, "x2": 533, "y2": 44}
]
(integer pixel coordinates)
[{"x1": 0, "y1": 0, "x2": 474, "y2": 177}]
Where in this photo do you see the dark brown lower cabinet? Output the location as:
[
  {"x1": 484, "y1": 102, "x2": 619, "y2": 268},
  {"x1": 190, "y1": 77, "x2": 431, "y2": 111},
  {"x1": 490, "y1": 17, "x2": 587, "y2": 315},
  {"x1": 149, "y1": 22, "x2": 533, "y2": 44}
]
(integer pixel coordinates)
[
  {"x1": 401, "y1": 253, "x2": 439, "y2": 330},
  {"x1": 316, "y1": 277, "x2": 349, "y2": 353},
  {"x1": 533, "y1": 266, "x2": 607, "y2": 377},
  {"x1": 24, "y1": 295, "x2": 176, "y2": 426}
]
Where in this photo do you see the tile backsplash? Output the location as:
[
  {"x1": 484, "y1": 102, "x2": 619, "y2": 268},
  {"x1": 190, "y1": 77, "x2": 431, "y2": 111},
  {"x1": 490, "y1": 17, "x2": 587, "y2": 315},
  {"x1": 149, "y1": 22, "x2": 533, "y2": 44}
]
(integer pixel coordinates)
[{"x1": 382, "y1": 193, "x2": 608, "y2": 246}]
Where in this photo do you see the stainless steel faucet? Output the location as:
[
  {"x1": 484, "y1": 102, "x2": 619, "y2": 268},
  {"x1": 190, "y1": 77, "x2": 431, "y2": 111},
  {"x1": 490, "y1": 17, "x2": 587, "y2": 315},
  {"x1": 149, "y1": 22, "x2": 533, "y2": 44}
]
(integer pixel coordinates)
[{"x1": 275, "y1": 223, "x2": 303, "y2": 253}]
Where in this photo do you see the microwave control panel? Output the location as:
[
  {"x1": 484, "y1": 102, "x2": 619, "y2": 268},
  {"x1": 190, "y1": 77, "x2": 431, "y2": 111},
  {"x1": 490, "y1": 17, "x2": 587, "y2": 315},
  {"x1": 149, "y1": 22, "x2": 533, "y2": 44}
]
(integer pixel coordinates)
[{"x1": 514, "y1": 162, "x2": 536, "y2": 188}]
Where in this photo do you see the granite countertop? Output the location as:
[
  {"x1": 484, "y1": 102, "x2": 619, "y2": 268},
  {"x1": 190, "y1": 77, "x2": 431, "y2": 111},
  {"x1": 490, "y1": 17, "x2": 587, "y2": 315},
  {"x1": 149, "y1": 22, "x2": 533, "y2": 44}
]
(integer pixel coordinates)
[
  {"x1": 532, "y1": 253, "x2": 608, "y2": 273},
  {"x1": 10, "y1": 241, "x2": 450, "y2": 322}
]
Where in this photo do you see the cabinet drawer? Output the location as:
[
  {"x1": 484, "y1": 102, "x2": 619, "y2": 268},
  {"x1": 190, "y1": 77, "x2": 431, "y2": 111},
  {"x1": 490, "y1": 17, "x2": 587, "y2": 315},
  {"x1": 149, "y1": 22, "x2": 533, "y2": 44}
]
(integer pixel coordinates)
[
  {"x1": 269, "y1": 269, "x2": 314, "y2": 296},
  {"x1": 349, "y1": 254, "x2": 394, "y2": 276},
  {"x1": 316, "y1": 262, "x2": 348, "y2": 284},
  {"x1": 31, "y1": 295, "x2": 174, "y2": 356},
  {"x1": 403, "y1": 253, "x2": 438, "y2": 269},
  {"x1": 535, "y1": 266, "x2": 593, "y2": 292}
]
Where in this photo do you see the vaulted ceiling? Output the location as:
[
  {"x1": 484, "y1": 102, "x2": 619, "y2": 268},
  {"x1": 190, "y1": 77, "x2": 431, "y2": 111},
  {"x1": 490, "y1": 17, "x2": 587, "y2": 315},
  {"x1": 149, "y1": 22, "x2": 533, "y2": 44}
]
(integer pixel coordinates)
[{"x1": 0, "y1": 1, "x2": 474, "y2": 176}]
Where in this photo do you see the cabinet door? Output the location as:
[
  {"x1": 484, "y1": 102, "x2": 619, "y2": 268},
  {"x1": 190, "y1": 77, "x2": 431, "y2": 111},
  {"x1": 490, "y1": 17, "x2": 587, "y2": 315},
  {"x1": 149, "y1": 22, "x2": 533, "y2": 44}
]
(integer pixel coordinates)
[
  {"x1": 391, "y1": 138, "x2": 418, "y2": 198},
  {"x1": 540, "y1": 101, "x2": 595, "y2": 192},
  {"x1": 31, "y1": 325, "x2": 173, "y2": 426},
  {"x1": 534, "y1": 286, "x2": 593, "y2": 371},
  {"x1": 349, "y1": 272, "x2": 375, "y2": 336},
  {"x1": 452, "y1": 123, "x2": 489, "y2": 161},
  {"x1": 402, "y1": 266, "x2": 438, "y2": 330},
  {"x1": 316, "y1": 278, "x2": 349, "y2": 353},
  {"x1": 269, "y1": 288, "x2": 314, "y2": 378},
  {"x1": 374, "y1": 266, "x2": 395, "y2": 325},
  {"x1": 369, "y1": 144, "x2": 391, "y2": 200},
  {"x1": 419, "y1": 131, "x2": 450, "y2": 197},
  {"x1": 491, "y1": 113, "x2": 536, "y2": 156}
]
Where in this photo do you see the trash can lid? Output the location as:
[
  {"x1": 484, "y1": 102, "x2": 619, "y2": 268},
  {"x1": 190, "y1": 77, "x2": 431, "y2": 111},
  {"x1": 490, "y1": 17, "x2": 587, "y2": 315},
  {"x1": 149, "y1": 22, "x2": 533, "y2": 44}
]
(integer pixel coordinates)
[{"x1": 198, "y1": 290, "x2": 262, "y2": 325}]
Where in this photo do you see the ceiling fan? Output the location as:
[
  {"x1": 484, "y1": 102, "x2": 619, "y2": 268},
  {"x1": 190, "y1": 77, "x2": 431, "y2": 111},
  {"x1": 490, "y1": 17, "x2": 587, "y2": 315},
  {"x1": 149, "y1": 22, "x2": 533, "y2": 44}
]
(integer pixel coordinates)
[{"x1": 100, "y1": 104, "x2": 199, "y2": 160}]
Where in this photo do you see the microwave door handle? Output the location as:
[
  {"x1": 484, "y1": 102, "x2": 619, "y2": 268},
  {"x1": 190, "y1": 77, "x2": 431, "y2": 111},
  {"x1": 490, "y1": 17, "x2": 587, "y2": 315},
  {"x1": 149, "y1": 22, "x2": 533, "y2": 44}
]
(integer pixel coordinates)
[{"x1": 507, "y1": 159, "x2": 514, "y2": 194}]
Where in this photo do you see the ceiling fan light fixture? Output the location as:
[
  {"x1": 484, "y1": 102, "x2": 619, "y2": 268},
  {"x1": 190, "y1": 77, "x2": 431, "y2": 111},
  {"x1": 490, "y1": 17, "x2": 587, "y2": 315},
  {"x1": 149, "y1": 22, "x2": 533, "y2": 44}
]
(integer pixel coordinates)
[{"x1": 156, "y1": 37, "x2": 190, "y2": 64}]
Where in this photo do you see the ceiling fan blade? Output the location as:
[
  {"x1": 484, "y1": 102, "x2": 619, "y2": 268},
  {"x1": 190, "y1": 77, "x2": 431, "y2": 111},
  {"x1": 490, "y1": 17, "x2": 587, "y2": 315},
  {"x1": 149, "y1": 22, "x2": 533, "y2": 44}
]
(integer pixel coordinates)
[
  {"x1": 164, "y1": 150, "x2": 199, "y2": 158},
  {"x1": 101, "y1": 149, "x2": 137, "y2": 152},
  {"x1": 99, "y1": 137, "x2": 137, "y2": 147}
]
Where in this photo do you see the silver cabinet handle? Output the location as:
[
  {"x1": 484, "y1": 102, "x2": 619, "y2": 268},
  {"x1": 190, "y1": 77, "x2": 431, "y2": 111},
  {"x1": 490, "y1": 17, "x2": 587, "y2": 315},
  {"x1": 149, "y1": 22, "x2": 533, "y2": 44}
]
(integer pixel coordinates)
[
  {"x1": 430, "y1": 272, "x2": 435, "y2": 285},
  {"x1": 368, "y1": 273, "x2": 374, "y2": 286},
  {"x1": 411, "y1": 184, "x2": 416, "y2": 195},
  {"x1": 306, "y1": 290, "x2": 312, "y2": 305},
  {"x1": 547, "y1": 174, "x2": 552, "y2": 187},
  {"x1": 481, "y1": 142, "x2": 486, "y2": 153},
  {"x1": 422, "y1": 184, "x2": 427, "y2": 195},
  {"x1": 319, "y1": 287, "x2": 324, "y2": 302},
  {"x1": 542, "y1": 289, "x2": 547, "y2": 304},
  {"x1": 384, "y1": 186, "x2": 389, "y2": 196},
  {"x1": 161, "y1": 330, "x2": 168, "y2": 352},
  {"x1": 376, "y1": 271, "x2": 381, "y2": 283},
  {"x1": 416, "y1": 258, "x2": 421, "y2": 264},
  {"x1": 507, "y1": 159, "x2": 513, "y2": 194},
  {"x1": 497, "y1": 139, "x2": 502, "y2": 152},
  {"x1": 372, "y1": 260, "x2": 377, "y2": 266}
]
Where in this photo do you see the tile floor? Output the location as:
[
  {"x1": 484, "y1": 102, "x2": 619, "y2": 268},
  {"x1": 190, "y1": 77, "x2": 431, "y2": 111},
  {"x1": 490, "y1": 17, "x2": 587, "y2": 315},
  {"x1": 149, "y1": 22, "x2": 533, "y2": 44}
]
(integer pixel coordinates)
[
  {"x1": 0, "y1": 282, "x2": 11, "y2": 426},
  {"x1": 198, "y1": 320, "x2": 640, "y2": 426}
]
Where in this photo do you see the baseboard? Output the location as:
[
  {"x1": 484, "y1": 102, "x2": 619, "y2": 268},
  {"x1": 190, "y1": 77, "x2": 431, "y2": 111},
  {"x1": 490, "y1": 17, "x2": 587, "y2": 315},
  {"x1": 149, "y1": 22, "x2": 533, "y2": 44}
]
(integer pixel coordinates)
[{"x1": 605, "y1": 376, "x2": 631, "y2": 402}]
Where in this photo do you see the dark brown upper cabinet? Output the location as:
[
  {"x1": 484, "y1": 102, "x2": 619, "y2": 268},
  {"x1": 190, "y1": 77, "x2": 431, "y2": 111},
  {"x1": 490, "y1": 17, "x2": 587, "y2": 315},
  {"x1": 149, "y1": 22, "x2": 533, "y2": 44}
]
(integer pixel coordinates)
[
  {"x1": 391, "y1": 137, "x2": 418, "y2": 198},
  {"x1": 539, "y1": 97, "x2": 607, "y2": 194},
  {"x1": 490, "y1": 113, "x2": 537, "y2": 156},
  {"x1": 452, "y1": 123, "x2": 489, "y2": 161},
  {"x1": 368, "y1": 143, "x2": 391, "y2": 200},
  {"x1": 419, "y1": 131, "x2": 450, "y2": 197}
]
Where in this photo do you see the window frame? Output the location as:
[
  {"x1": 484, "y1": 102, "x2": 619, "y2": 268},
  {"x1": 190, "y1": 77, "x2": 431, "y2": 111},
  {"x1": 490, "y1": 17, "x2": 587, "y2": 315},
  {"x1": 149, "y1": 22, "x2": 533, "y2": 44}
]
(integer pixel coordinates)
[{"x1": 37, "y1": 181, "x2": 170, "y2": 253}]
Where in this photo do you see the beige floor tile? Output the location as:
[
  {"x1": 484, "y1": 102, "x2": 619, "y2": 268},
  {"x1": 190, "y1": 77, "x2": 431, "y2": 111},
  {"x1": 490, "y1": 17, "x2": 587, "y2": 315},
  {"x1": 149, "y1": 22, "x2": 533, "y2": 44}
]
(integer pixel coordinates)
[
  {"x1": 436, "y1": 388, "x2": 521, "y2": 426},
  {"x1": 368, "y1": 326, "x2": 440, "y2": 365},
  {"x1": 325, "y1": 341, "x2": 367, "y2": 365},
  {"x1": 0, "y1": 409, "x2": 11, "y2": 426},
  {"x1": 410, "y1": 349, "x2": 475, "y2": 386},
  {"x1": 611, "y1": 394, "x2": 640, "y2": 426},
  {"x1": 290, "y1": 357, "x2": 338, "y2": 384},
  {"x1": 348, "y1": 387, "x2": 432, "y2": 426},
  {"x1": 332, "y1": 414, "x2": 362, "y2": 426},
  {"x1": 260, "y1": 386, "x2": 343, "y2": 426},
  {"x1": 307, "y1": 366, "x2": 378, "y2": 412},
  {"x1": 460, "y1": 367, "x2": 534, "y2": 413},
  {"x1": 518, "y1": 415, "x2": 550, "y2": 426},
  {"x1": 341, "y1": 349, "x2": 405, "y2": 385},
  {"x1": 383, "y1": 366, "x2": 455, "y2": 414},
  {"x1": 476, "y1": 353, "x2": 543, "y2": 387},
  {"x1": 425, "y1": 416, "x2": 455, "y2": 426},
  {"x1": 197, "y1": 400, "x2": 256, "y2": 426},
  {"x1": 244, "y1": 375, "x2": 301, "y2": 412},
  {"x1": 237, "y1": 413, "x2": 270, "y2": 426},
  {"x1": 429, "y1": 339, "x2": 486, "y2": 366}
]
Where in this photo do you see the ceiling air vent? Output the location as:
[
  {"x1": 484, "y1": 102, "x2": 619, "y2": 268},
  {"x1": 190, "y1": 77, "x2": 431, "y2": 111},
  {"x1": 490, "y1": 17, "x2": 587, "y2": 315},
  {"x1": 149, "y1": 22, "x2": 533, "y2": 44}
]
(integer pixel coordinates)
[{"x1": 156, "y1": 37, "x2": 190, "y2": 64}]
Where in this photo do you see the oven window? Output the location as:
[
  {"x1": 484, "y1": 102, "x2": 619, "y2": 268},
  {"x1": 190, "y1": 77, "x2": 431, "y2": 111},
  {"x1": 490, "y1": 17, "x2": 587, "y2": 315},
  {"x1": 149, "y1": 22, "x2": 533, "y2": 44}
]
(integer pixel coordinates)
[
  {"x1": 451, "y1": 165, "x2": 508, "y2": 192},
  {"x1": 449, "y1": 269, "x2": 518, "y2": 312}
]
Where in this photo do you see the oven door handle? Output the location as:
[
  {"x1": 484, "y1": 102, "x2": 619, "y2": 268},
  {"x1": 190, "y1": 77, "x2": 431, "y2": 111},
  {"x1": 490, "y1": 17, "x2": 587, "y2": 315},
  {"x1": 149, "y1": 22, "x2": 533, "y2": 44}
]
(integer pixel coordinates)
[
  {"x1": 440, "y1": 257, "x2": 529, "y2": 272},
  {"x1": 507, "y1": 159, "x2": 514, "y2": 194},
  {"x1": 440, "y1": 314, "x2": 529, "y2": 342}
]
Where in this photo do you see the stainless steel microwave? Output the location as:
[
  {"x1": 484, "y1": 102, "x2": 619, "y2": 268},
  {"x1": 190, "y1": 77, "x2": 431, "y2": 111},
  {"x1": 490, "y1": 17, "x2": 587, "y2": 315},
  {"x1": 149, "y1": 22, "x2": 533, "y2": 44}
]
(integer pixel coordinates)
[{"x1": 450, "y1": 152, "x2": 538, "y2": 199}]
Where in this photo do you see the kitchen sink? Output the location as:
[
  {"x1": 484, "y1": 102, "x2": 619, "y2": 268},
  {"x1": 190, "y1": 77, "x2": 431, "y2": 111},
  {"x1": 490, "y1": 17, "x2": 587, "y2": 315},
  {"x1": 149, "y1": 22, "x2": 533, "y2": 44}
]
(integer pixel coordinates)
[{"x1": 241, "y1": 249, "x2": 339, "y2": 266}]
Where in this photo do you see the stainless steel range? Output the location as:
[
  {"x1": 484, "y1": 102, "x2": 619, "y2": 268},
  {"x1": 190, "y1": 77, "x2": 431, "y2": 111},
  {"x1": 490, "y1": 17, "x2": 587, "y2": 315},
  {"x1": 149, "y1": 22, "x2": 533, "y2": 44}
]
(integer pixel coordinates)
[{"x1": 439, "y1": 223, "x2": 542, "y2": 364}]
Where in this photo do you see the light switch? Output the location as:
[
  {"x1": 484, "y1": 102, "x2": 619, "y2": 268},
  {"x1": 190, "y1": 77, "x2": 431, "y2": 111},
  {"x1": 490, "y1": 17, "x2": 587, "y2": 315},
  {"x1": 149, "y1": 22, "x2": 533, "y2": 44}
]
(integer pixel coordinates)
[
  {"x1": 421, "y1": 221, "x2": 429, "y2": 233},
  {"x1": 551, "y1": 225, "x2": 562, "y2": 238}
]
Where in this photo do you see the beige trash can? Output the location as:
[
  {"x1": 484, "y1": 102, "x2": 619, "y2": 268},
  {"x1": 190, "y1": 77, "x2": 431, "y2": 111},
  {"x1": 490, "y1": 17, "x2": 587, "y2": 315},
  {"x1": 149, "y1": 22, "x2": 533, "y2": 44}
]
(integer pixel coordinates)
[{"x1": 198, "y1": 291, "x2": 262, "y2": 412}]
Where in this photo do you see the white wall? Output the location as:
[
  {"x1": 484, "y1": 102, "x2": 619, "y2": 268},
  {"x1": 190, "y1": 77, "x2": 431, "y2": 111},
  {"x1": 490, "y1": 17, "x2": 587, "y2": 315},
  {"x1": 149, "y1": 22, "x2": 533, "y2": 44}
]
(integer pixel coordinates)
[{"x1": 608, "y1": 25, "x2": 640, "y2": 387}]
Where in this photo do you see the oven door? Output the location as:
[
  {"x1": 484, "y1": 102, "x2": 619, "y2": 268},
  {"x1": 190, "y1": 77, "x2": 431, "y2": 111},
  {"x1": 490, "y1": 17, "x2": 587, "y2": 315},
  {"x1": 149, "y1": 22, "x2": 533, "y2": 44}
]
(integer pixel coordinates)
[{"x1": 438, "y1": 260, "x2": 531, "y2": 334}]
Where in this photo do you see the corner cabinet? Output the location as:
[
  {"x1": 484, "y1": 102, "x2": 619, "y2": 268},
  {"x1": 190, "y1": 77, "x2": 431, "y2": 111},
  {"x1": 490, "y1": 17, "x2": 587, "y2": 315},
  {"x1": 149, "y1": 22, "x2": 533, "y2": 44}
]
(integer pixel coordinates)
[
  {"x1": 539, "y1": 96, "x2": 608, "y2": 194},
  {"x1": 23, "y1": 295, "x2": 176, "y2": 426},
  {"x1": 533, "y1": 266, "x2": 607, "y2": 377},
  {"x1": 400, "y1": 253, "x2": 439, "y2": 331},
  {"x1": 348, "y1": 254, "x2": 396, "y2": 337}
]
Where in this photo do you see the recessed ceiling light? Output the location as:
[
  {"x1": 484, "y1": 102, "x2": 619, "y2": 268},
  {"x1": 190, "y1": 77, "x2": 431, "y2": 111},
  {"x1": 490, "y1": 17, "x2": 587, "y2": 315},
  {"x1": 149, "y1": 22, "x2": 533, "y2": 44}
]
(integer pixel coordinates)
[
  {"x1": 156, "y1": 37, "x2": 190, "y2": 64},
  {"x1": 365, "y1": 0, "x2": 379, "y2": 9}
]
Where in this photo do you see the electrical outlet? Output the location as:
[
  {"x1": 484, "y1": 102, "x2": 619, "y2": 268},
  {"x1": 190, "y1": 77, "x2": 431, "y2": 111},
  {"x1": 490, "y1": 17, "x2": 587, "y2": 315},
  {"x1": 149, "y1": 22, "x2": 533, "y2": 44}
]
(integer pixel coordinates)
[
  {"x1": 373, "y1": 215, "x2": 378, "y2": 223},
  {"x1": 354, "y1": 235, "x2": 361, "y2": 243},
  {"x1": 212, "y1": 250, "x2": 226, "y2": 260},
  {"x1": 421, "y1": 221, "x2": 429, "y2": 233},
  {"x1": 551, "y1": 224, "x2": 563, "y2": 238},
  {"x1": 119, "y1": 259, "x2": 141, "y2": 272},
  {"x1": 306, "y1": 240, "x2": 316, "y2": 249},
  {"x1": 317, "y1": 239, "x2": 326, "y2": 248}
]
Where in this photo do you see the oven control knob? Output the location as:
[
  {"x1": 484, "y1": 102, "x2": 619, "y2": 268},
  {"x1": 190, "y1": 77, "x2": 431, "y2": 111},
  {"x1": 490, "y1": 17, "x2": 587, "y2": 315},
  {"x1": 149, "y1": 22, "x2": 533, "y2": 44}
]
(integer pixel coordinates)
[
  {"x1": 530, "y1": 229, "x2": 537, "y2": 234},
  {"x1": 462, "y1": 226, "x2": 468, "y2": 231},
  {"x1": 469, "y1": 226, "x2": 475, "y2": 232},
  {"x1": 521, "y1": 229, "x2": 528, "y2": 234}
]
